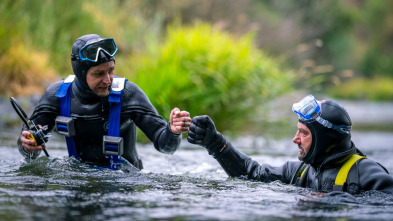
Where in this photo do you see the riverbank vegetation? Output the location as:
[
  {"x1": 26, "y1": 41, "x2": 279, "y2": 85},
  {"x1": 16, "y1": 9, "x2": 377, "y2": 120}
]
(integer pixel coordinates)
[
  {"x1": 1, "y1": 0, "x2": 392, "y2": 137},
  {"x1": 128, "y1": 23, "x2": 291, "y2": 131},
  {"x1": 329, "y1": 77, "x2": 393, "y2": 101}
]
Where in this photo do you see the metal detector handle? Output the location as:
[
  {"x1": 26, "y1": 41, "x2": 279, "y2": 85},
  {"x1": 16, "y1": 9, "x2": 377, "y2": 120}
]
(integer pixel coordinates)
[
  {"x1": 9, "y1": 97, "x2": 50, "y2": 157},
  {"x1": 10, "y1": 97, "x2": 32, "y2": 129}
]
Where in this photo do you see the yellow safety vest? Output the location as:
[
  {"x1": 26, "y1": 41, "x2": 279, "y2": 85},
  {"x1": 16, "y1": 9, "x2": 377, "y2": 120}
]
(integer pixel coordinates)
[{"x1": 299, "y1": 154, "x2": 367, "y2": 191}]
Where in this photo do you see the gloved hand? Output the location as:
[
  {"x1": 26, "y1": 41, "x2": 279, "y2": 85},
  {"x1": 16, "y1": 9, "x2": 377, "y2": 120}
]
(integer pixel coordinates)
[{"x1": 187, "y1": 115, "x2": 227, "y2": 156}]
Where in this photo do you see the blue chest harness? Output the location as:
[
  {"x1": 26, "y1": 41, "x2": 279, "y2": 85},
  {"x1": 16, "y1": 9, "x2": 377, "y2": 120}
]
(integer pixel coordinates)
[{"x1": 54, "y1": 75, "x2": 127, "y2": 169}]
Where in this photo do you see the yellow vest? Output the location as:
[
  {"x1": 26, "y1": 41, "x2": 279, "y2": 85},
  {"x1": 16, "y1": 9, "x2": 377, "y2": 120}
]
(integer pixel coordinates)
[{"x1": 299, "y1": 154, "x2": 367, "y2": 191}]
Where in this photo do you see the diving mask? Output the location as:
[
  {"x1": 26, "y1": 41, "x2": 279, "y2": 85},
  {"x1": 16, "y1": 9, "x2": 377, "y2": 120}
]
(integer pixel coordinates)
[
  {"x1": 78, "y1": 38, "x2": 118, "y2": 62},
  {"x1": 292, "y1": 95, "x2": 351, "y2": 134}
]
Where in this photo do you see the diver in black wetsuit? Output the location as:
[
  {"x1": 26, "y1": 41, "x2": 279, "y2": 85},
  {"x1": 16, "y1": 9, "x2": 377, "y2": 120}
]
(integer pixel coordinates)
[
  {"x1": 188, "y1": 95, "x2": 393, "y2": 194},
  {"x1": 19, "y1": 34, "x2": 191, "y2": 169}
]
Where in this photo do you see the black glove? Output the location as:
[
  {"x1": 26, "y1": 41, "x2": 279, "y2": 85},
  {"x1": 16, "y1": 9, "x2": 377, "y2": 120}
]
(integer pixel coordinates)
[{"x1": 187, "y1": 115, "x2": 226, "y2": 156}]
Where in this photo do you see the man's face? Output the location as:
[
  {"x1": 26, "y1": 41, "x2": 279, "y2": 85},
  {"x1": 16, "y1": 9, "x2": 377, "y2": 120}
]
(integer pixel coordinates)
[
  {"x1": 86, "y1": 61, "x2": 115, "y2": 97},
  {"x1": 293, "y1": 122, "x2": 312, "y2": 161}
]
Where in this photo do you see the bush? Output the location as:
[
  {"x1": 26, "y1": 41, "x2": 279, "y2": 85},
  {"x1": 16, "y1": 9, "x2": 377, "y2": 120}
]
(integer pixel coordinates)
[{"x1": 126, "y1": 23, "x2": 292, "y2": 133}]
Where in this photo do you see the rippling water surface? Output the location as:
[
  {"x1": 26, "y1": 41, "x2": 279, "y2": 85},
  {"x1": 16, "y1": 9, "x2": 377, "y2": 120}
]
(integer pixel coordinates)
[{"x1": 0, "y1": 129, "x2": 393, "y2": 221}]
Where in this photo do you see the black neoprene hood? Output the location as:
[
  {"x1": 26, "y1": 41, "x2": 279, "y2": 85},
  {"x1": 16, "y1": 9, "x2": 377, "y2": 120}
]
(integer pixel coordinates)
[
  {"x1": 300, "y1": 100, "x2": 352, "y2": 166},
  {"x1": 71, "y1": 34, "x2": 115, "y2": 91}
]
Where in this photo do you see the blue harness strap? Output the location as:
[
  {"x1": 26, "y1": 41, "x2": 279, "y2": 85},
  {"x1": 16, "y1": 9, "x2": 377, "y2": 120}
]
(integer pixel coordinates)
[
  {"x1": 106, "y1": 77, "x2": 127, "y2": 169},
  {"x1": 55, "y1": 75, "x2": 78, "y2": 158},
  {"x1": 55, "y1": 75, "x2": 127, "y2": 169}
]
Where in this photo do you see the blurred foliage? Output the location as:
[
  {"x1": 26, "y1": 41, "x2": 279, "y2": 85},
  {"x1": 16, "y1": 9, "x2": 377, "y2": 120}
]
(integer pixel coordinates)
[
  {"x1": 329, "y1": 77, "x2": 393, "y2": 101},
  {"x1": 0, "y1": 0, "x2": 164, "y2": 84},
  {"x1": 1, "y1": 0, "x2": 392, "y2": 98},
  {"x1": 149, "y1": 0, "x2": 393, "y2": 97},
  {"x1": 0, "y1": 0, "x2": 392, "y2": 141},
  {"x1": 360, "y1": 0, "x2": 393, "y2": 78},
  {"x1": 127, "y1": 23, "x2": 291, "y2": 132},
  {"x1": 0, "y1": 0, "x2": 99, "y2": 75},
  {"x1": 0, "y1": 43, "x2": 56, "y2": 96}
]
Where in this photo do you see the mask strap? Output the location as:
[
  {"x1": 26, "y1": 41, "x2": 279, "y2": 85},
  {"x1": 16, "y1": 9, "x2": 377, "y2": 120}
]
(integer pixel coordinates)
[{"x1": 315, "y1": 116, "x2": 351, "y2": 134}]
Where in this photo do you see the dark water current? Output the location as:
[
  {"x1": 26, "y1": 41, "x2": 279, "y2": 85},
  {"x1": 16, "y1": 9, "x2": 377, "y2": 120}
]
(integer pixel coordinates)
[{"x1": 0, "y1": 129, "x2": 392, "y2": 221}]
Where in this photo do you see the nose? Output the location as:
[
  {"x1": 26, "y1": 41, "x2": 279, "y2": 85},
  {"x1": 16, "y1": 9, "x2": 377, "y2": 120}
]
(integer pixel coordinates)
[
  {"x1": 293, "y1": 131, "x2": 300, "y2": 144},
  {"x1": 102, "y1": 73, "x2": 112, "y2": 84}
]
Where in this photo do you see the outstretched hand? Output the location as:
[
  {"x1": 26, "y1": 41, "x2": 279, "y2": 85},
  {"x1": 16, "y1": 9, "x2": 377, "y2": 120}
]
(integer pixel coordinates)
[
  {"x1": 187, "y1": 115, "x2": 226, "y2": 154},
  {"x1": 169, "y1": 107, "x2": 191, "y2": 134},
  {"x1": 187, "y1": 115, "x2": 217, "y2": 147}
]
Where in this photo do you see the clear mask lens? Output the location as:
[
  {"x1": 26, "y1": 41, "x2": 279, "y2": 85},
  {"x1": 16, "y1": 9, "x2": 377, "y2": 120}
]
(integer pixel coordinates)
[
  {"x1": 79, "y1": 38, "x2": 118, "y2": 62},
  {"x1": 292, "y1": 94, "x2": 321, "y2": 120},
  {"x1": 292, "y1": 95, "x2": 352, "y2": 134}
]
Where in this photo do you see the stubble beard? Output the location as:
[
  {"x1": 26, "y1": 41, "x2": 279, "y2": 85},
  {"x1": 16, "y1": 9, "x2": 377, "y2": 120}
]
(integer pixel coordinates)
[
  {"x1": 94, "y1": 86, "x2": 110, "y2": 97},
  {"x1": 297, "y1": 144, "x2": 306, "y2": 161}
]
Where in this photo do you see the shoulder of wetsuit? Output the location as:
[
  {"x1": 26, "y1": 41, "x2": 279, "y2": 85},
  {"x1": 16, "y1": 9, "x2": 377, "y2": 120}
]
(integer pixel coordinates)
[
  {"x1": 37, "y1": 81, "x2": 64, "y2": 107},
  {"x1": 352, "y1": 158, "x2": 393, "y2": 193},
  {"x1": 121, "y1": 81, "x2": 137, "y2": 95},
  {"x1": 122, "y1": 81, "x2": 147, "y2": 101},
  {"x1": 122, "y1": 81, "x2": 159, "y2": 114},
  {"x1": 29, "y1": 81, "x2": 64, "y2": 119}
]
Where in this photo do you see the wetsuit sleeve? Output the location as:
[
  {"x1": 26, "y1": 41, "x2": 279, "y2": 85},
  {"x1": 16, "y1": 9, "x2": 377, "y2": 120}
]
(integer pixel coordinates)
[
  {"x1": 214, "y1": 141, "x2": 301, "y2": 184},
  {"x1": 357, "y1": 159, "x2": 393, "y2": 194},
  {"x1": 27, "y1": 82, "x2": 62, "y2": 131},
  {"x1": 122, "y1": 82, "x2": 181, "y2": 154}
]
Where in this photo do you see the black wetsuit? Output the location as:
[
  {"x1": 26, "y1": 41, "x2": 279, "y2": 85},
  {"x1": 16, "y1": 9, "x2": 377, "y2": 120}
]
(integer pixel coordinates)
[
  {"x1": 22, "y1": 79, "x2": 181, "y2": 169},
  {"x1": 212, "y1": 140, "x2": 393, "y2": 194},
  {"x1": 188, "y1": 98, "x2": 393, "y2": 194}
]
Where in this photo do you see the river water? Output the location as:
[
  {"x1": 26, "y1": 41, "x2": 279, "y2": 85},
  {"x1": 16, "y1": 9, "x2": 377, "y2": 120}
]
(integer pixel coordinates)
[
  {"x1": 1, "y1": 97, "x2": 393, "y2": 220},
  {"x1": 0, "y1": 128, "x2": 393, "y2": 221}
]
